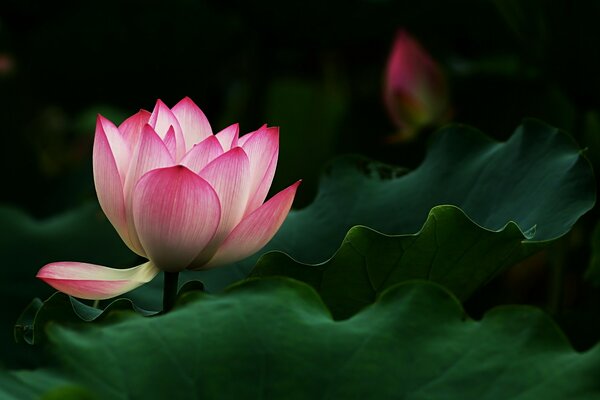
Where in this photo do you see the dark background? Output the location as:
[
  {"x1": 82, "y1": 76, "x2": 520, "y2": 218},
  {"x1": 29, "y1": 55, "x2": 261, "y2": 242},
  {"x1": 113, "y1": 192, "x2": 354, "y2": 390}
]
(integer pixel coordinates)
[{"x1": 1, "y1": 0, "x2": 600, "y2": 350}]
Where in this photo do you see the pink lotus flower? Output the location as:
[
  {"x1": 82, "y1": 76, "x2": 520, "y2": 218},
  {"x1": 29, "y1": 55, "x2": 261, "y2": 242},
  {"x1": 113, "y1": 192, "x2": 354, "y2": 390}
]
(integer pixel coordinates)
[
  {"x1": 37, "y1": 97, "x2": 300, "y2": 300},
  {"x1": 384, "y1": 30, "x2": 449, "y2": 141}
]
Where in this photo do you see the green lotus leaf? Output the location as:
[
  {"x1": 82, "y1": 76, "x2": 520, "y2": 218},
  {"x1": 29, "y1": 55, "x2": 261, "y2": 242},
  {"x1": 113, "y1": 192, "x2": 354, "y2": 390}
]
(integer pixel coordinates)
[
  {"x1": 14, "y1": 281, "x2": 204, "y2": 345},
  {"x1": 190, "y1": 119, "x2": 595, "y2": 293},
  {"x1": 251, "y1": 205, "x2": 533, "y2": 319},
  {"x1": 4, "y1": 279, "x2": 600, "y2": 399}
]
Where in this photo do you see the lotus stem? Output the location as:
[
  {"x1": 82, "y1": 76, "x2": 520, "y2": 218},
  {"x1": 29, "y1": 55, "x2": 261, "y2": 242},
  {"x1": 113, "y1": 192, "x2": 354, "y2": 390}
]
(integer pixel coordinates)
[{"x1": 163, "y1": 271, "x2": 179, "y2": 313}]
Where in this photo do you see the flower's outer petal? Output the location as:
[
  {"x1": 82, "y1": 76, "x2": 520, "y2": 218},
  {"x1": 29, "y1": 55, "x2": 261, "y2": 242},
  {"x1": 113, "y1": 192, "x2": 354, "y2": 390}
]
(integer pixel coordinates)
[
  {"x1": 215, "y1": 123, "x2": 239, "y2": 150},
  {"x1": 96, "y1": 115, "x2": 130, "y2": 179},
  {"x1": 180, "y1": 135, "x2": 223, "y2": 174},
  {"x1": 37, "y1": 261, "x2": 160, "y2": 300},
  {"x1": 172, "y1": 97, "x2": 212, "y2": 150},
  {"x1": 93, "y1": 119, "x2": 131, "y2": 248},
  {"x1": 149, "y1": 99, "x2": 186, "y2": 160},
  {"x1": 124, "y1": 125, "x2": 175, "y2": 256},
  {"x1": 119, "y1": 109, "x2": 151, "y2": 151},
  {"x1": 133, "y1": 166, "x2": 221, "y2": 272},
  {"x1": 240, "y1": 126, "x2": 279, "y2": 214},
  {"x1": 202, "y1": 180, "x2": 300, "y2": 269},
  {"x1": 199, "y1": 147, "x2": 250, "y2": 244}
]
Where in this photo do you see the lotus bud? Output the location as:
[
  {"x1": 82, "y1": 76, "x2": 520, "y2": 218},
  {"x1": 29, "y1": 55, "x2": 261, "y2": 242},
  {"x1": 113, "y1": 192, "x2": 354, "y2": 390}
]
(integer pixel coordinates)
[
  {"x1": 37, "y1": 97, "x2": 300, "y2": 300},
  {"x1": 384, "y1": 30, "x2": 449, "y2": 141}
]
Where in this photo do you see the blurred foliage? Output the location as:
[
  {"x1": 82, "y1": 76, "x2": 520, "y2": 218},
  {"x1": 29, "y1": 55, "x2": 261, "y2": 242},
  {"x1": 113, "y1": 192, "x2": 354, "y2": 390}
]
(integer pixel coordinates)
[{"x1": 1, "y1": 0, "x2": 599, "y2": 214}]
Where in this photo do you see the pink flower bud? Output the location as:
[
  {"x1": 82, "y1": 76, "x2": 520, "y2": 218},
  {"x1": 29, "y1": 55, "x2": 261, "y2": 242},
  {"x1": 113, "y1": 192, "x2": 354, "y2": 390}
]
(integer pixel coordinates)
[{"x1": 384, "y1": 31, "x2": 449, "y2": 141}]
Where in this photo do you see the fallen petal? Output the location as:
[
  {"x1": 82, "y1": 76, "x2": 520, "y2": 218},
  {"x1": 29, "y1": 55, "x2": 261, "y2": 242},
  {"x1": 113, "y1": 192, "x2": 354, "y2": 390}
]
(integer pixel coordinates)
[{"x1": 37, "y1": 261, "x2": 160, "y2": 300}]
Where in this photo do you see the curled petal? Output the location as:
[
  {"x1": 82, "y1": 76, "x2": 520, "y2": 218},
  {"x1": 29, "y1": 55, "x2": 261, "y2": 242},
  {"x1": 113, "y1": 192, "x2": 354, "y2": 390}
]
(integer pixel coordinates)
[
  {"x1": 202, "y1": 180, "x2": 300, "y2": 269},
  {"x1": 149, "y1": 99, "x2": 186, "y2": 160},
  {"x1": 172, "y1": 97, "x2": 212, "y2": 150},
  {"x1": 133, "y1": 166, "x2": 221, "y2": 272},
  {"x1": 180, "y1": 135, "x2": 223, "y2": 174},
  {"x1": 119, "y1": 109, "x2": 151, "y2": 151},
  {"x1": 37, "y1": 261, "x2": 160, "y2": 300},
  {"x1": 240, "y1": 126, "x2": 279, "y2": 214},
  {"x1": 215, "y1": 123, "x2": 239, "y2": 150}
]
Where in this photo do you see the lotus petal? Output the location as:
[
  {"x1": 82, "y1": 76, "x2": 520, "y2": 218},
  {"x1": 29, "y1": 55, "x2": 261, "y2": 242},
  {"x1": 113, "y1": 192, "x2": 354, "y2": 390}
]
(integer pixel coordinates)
[
  {"x1": 149, "y1": 99, "x2": 186, "y2": 160},
  {"x1": 124, "y1": 125, "x2": 174, "y2": 255},
  {"x1": 172, "y1": 97, "x2": 212, "y2": 150},
  {"x1": 93, "y1": 117, "x2": 130, "y2": 248},
  {"x1": 215, "y1": 123, "x2": 239, "y2": 150},
  {"x1": 241, "y1": 126, "x2": 279, "y2": 214},
  {"x1": 163, "y1": 126, "x2": 177, "y2": 159},
  {"x1": 133, "y1": 166, "x2": 221, "y2": 272},
  {"x1": 199, "y1": 147, "x2": 250, "y2": 244},
  {"x1": 37, "y1": 261, "x2": 159, "y2": 300},
  {"x1": 180, "y1": 135, "x2": 223, "y2": 174},
  {"x1": 203, "y1": 180, "x2": 300, "y2": 269},
  {"x1": 119, "y1": 109, "x2": 151, "y2": 151},
  {"x1": 96, "y1": 115, "x2": 130, "y2": 179}
]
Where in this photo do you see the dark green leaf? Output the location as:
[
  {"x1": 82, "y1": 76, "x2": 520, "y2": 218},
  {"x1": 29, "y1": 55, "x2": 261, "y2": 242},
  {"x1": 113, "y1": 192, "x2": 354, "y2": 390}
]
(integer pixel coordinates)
[
  {"x1": 14, "y1": 281, "x2": 204, "y2": 345},
  {"x1": 251, "y1": 205, "x2": 532, "y2": 319},
  {"x1": 190, "y1": 119, "x2": 595, "y2": 292},
  {"x1": 6, "y1": 279, "x2": 600, "y2": 399}
]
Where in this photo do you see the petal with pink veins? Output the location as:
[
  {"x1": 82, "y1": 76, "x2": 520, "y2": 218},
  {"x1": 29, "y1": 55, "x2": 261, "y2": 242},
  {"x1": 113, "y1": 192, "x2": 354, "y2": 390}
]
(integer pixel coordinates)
[
  {"x1": 241, "y1": 126, "x2": 279, "y2": 214},
  {"x1": 199, "y1": 147, "x2": 250, "y2": 245},
  {"x1": 180, "y1": 135, "x2": 223, "y2": 174},
  {"x1": 215, "y1": 123, "x2": 239, "y2": 150},
  {"x1": 123, "y1": 124, "x2": 175, "y2": 256},
  {"x1": 119, "y1": 109, "x2": 151, "y2": 151},
  {"x1": 201, "y1": 180, "x2": 300, "y2": 269},
  {"x1": 133, "y1": 166, "x2": 221, "y2": 272},
  {"x1": 163, "y1": 126, "x2": 177, "y2": 159},
  {"x1": 93, "y1": 122, "x2": 130, "y2": 248},
  {"x1": 149, "y1": 99, "x2": 186, "y2": 160},
  {"x1": 37, "y1": 261, "x2": 160, "y2": 300},
  {"x1": 172, "y1": 97, "x2": 213, "y2": 150},
  {"x1": 96, "y1": 115, "x2": 130, "y2": 179},
  {"x1": 238, "y1": 124, "x2": 267, "y2": 146}
]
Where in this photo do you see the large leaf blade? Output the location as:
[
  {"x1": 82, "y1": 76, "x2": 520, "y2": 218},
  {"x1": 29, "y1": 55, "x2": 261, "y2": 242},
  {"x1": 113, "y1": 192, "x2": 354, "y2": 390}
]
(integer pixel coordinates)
[{"x1": 6, "y1": 279, "x2": 600, "y2": 399}]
